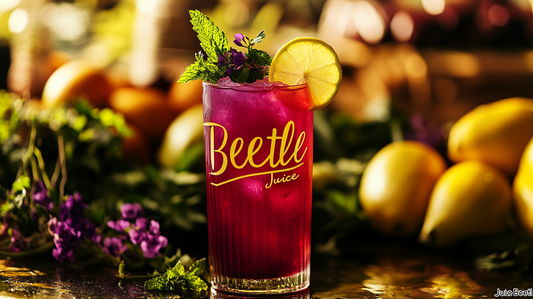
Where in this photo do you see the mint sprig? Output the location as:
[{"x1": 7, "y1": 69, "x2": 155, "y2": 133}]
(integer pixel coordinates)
[
  {"x1": 144, "y1": 258, "x2": 208, "y2": 298},
  {"x1": 178, "y1": 10, "x2": 271, "y2": 84}
]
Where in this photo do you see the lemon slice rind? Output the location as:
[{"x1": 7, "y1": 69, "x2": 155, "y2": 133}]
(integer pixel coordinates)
[{"x1": 269, "y1": 37, "x2": 342, "y2": 110}]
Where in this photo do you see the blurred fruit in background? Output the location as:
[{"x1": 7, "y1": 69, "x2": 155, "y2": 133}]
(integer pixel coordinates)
[
  {"x1": 419, "y1": 160, "x2": 512, "y2": 247},
  {"x1": 359, "y1": 140, "x2": 446, "y2": 237},
  {"x1": 157, "y1": 104, "x2": 204, "y2": 170},
  {"x1": 42, "y1": 59, "x2": 112, "y2": 108},
  {"x1": 513, "y1": 137, "x2": 533, "y2": 236},
  {"x1": 167, "y1": 78, "x2": 203, "y2": 114},
  {"x1": 447, "y1": 97, "x2": 533, "y2": 176},
  {"x1": 120, "y1": 122, "x2": 152, "y2": 165},
  {"x1": 109, "y1": 86, "x2": 176, "y2": 141}
]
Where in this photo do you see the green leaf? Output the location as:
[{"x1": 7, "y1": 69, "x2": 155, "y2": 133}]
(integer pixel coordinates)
[
  {"x1": 230, "y1": 67, "x2": 250, "y2": 84},
  {"x1": 144, "y1": 260, "x2": 208, "y2": 298},
  {"x1": 189, "y1": 10, "x2": 229, "y2": 63},
  {"x1": 188, "y1": 258, "x2": 207, "y2": 277},
  {"x1": 12, "y1": 175, "x2": 30, "y2": 194},
  {"x1": 247, "y1": 48, "x2": 272, "y2": 66},
  {"x1": 178, "y1": 52, "x2": 225, "y2": 84}
]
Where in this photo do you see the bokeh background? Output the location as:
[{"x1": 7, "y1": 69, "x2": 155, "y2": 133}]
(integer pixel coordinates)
[
  {"x1": 3, "y1": 0, "x2": 533, "y2": 130},
  {"x1": 2, "y1": 0, "x2": 533, "y2": 256}
]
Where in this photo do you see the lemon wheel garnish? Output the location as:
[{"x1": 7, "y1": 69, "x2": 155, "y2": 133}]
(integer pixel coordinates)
[{"x1": 269, "y1": 37, "x2": 342, "y2": 110}]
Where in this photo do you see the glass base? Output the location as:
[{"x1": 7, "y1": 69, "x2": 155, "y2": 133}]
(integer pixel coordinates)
[{"x1": 211, "y1": 270, "x2": 309, "y2": 295}]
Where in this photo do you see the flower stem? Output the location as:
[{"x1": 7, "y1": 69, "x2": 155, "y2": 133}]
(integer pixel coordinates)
[
  {"x1": 21, "y1": 125, "x2": 36, "y2": 167},
  {"x1": 0, "y1": 242, "x2": 54, "y2": 259},
  {"x1": 34, "y1": 147, "x2": 53, "y2": 191},
  {"x1": 57, "y1": 135, "x2": 67, "y2": 200}
]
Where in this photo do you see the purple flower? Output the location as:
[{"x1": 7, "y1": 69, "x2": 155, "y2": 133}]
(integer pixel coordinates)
[
  {"x1": 147, "y1": 220, "x2": 160, "y2": 235},
  {"x1": 232, "y1": 50, "x2": 245, "y2": 67},
  {"x1": 48, "y1": 218, "x2": 79, "y2": 262},
  {"x1": 103, "y1": 237, "x2": 127, "y2": 258},
  {"x1": 234, "y1": 33, "x2": 247, "y2": 47},
  {"x1": 8, "y1": 229, "x2": 27, "y2": 253},
  {"x1": 59, "y1": 193, "x2": 96, "y2": 240},
  {"x1": 217, "y1": 54, "x2": 226, "y2": 66},
  {"x1": 140, "y1": 234, "x2": 168, "y2": 258},
  {"x1": 33, "y1": 181, "x2": 53, "y2": 212},
  {"x1": 108, "y1": 219, "x2": 130, "y2": 232},
  {"x1": 120, "y1": 203, "x2": 144, "y2": 221},
  {"x1": 128, "y1": 218, "x2": 148, "y2": 245}
]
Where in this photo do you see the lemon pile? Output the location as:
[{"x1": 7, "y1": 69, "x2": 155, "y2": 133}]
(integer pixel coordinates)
[{"x1": 359, "y1": 97, "x2": 533, "y2": 247}]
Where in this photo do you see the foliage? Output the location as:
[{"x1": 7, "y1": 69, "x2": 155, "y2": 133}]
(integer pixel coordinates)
[
  {"x1": 0, "y1": 92, "x2": 206, "y2": 275},
  {"x1": 178, "y1": 10, "x2": 271, "y2": 84},
  {"x1": 144, "y1": 258, "x2": 208, "y2": 298}
]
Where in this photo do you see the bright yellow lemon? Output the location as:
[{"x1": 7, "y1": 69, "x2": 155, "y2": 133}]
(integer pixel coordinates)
[
  {"x1": 269, "y1": 37, "x2": 342, "y2": 110},
  {"x1": 359, "y1": 140, "x2": 447, "y2": 237}
]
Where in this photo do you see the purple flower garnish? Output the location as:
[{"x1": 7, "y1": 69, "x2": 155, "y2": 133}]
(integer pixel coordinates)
[
  {"x1": 217, "y1": 54, "x2": 226, "y2": 66},
  {"x1": 120, "y1": 203, "x2": 144, "y2": 221},
  {"x1": 103, "y1": 237, "x2": 127, "y2": 258},
  {"x1": 232, "y1": 50, "x2": 245, "y2": 67},
  {"x1": 234, "y1": 33, "x2": 247, "y2": 47}
]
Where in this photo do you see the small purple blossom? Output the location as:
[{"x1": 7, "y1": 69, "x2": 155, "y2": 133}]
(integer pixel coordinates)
[
  {"x1": 128, "y1": 218, "x2": 148, "y2": 245},
  {"x1": 8, "y1": 229, "x2": 27, "y2": 253},
  {"x1": 33, "y1": 181, "x2": 53, "y2": 212},
  {"x1": 48, "y1": 193, "x2": 99, "y2": 262},
  {"x1": 48, "y1": 218, "x2": 79, "y2": 262},
  {"x1": 108, "y1": 219, "x2": 130, "y2": 232},
  {"x1": 120, "y1": 203, "x2": 144, "y2": 221},
  {"x1": 105, "y1": 203, "x2": 168, "y2": 259},
  {"x1": 231, "y1": 50, "x2": 245, "y2": 67},
  {"x1": 103, "y1": 237, "x2": 127, "y2": 258},
  {"x1": 234, "y1": 33, "x2": 248, "y2": 47},
  {"x1": 140, "y1": 234, "x2": 168, "y2": 259}
]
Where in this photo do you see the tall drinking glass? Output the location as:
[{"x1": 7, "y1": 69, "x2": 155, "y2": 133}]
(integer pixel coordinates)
[{"x1": 202, "y1": 80, "x2": 313, "y2": 295}]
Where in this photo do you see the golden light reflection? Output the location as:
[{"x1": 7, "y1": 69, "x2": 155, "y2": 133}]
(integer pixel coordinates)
[
  {"x1": 420, "y1": 272, "x2": 483, "y2": 298},
  {"x1": 352, "y1": 1, "x2": 386, "y2": 44},
  {"x1": 8, "y1": 8, "x2": 27, "y2": 34},
  {"x1": 0, "y1": 0, "x2": 20, "y2": 14},
  {"x1": 135, "y1": 0, "x2": 157, "y2": 15},
  {"x1": 391, "y1": 11, "x2": 414, "y2": 42},
  {"x1": 426, "y1": 51, "x2": 480, "y2": 77},
  {"x1": 422, "y1": 0, "x2": 445, "y2": 15},
  {"x1": 404, "y1": 53, "x2": 427, "y2": 83}
]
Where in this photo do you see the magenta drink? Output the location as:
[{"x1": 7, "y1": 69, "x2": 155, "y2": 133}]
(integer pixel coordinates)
[{"x1": 203, "y1": 79, "x2": 313, "y2": 294}]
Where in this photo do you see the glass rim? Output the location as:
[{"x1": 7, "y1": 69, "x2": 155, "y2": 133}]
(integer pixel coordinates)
[{"x1": 202, "y1": 80, "x2": 308, "y2": 91}]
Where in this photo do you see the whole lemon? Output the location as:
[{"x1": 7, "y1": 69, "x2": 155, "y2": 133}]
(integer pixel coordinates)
[
  {"x1": 448, "y1": 97, "x2": 533, "y2": 176},
  {"x1": 419, "y1": 160, "x2": 512, "y2": 247},
  {"x1": 359, "y1": 140, "x2": 447, "y2": 237},
  {"x1": 109, "y1": 87, "x2": 177, "y2": 141},
  {"x1": 157, "y1": 104, "x2": 204, "y2": 169},
  {"x1": 513, "y1": 136, "x2": 533, "y2": 236},
  {"x1": 42, "y1": 59, "x2": 112, "y2": 108},
  {"x1": 167, "y1": 79, "x2": 203, "y2": 114}
]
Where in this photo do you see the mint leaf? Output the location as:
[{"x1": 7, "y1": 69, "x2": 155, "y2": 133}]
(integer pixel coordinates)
[
  {"x1": 189, "y1": 10, "x2": 229, "y2": 63},
  {"x1": 247, "y1": 49, "x2": 272, "y2": 67},
  {"x1": 188, "y1": 258, "x2": 207, "y2": 276},
  {"x1": 179, "y1": 52, "x2": 226, "y2": 84},
  {"x1": 144, "y1": 259, "x2": 208, "y2": 298}
]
